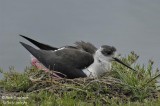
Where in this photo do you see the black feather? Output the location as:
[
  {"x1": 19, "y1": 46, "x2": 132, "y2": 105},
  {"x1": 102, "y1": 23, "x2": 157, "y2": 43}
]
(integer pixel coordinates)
[
  {"x1": 20, "y1": 42, "x2": 94, "y2": 78},
  {"x1": 19, "y1": 34, "x2": 58, "y2": 50}
]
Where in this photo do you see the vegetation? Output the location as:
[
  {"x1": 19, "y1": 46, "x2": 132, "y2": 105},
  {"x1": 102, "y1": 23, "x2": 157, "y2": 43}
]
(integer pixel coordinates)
[{"x1": 0, "y1": 52, "x2": 160, "y2": 106}]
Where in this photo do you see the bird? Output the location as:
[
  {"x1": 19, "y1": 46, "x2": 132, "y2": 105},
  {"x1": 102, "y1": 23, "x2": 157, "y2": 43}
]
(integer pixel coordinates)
[{"x1": 19, "y1": 35, "x2": 136, "y2": 79}]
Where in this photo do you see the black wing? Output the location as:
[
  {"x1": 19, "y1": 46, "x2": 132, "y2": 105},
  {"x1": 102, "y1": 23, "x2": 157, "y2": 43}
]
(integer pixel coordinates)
[
  {"x1": 20, "y1": 42, "x2": 94, "y2": 78},
  {"x1": 19, "y1": 34, "x2": 58, "y2": 50},
  {"x1": 19, "y1": 35, "x2": 97, "y2": 54},
  {"x1": 75, "y1": 41, "x2": 97, "y2": 54}
]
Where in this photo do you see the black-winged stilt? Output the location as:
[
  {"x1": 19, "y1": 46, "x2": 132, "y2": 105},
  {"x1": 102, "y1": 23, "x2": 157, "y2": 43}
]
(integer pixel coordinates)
[{"x1": 19, "y1": 35, "x2": 136, "y2": 79}]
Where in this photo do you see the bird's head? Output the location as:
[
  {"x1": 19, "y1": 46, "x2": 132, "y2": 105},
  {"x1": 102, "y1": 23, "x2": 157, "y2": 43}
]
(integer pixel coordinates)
[
  {"x1": 94, "y1": 45, "x2": 116, "y2": 62},
  {"x1": 95, "y1": 45, "x2": 136, "y2": 71}
]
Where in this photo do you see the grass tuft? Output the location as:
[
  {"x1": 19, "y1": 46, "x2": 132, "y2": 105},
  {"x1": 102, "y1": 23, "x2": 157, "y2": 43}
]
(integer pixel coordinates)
[{"x1": 0, "y1": 52, "x2": 160, "y2": 105}]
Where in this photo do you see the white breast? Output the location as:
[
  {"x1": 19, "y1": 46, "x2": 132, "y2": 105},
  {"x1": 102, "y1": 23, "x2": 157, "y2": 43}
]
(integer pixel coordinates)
[
  {"x1": 82, "y1": 48, "x2": 113, "y2": 77},
  {"x1": 83, "y1": 60, "x2": 111, "y2": 77}
]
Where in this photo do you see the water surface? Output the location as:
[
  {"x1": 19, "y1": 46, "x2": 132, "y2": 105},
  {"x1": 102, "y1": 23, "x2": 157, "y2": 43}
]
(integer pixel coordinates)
[{"x1": 0, "y1": 0, "x2": 160, "y2": 73}]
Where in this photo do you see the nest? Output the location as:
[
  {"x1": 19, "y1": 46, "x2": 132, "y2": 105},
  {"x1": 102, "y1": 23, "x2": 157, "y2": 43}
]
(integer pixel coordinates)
[{"x1": 26, "y1": 70, "x2": 158, "y2": 103}]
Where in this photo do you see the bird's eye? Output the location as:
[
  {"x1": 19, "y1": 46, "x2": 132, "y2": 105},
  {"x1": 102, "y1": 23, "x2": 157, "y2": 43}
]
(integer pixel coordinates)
[
  {"x1": 101, "y1": 50, "x2": 112, "y2": 56},
  {"x1": 107, "y1": 51, "x2": 112, "y2": 55}
]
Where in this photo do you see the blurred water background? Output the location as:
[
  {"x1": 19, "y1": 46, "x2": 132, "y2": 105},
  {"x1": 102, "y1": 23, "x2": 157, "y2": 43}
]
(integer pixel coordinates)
[{"x1": 0, "y1": 1, "x2": 160, "y2": 76}]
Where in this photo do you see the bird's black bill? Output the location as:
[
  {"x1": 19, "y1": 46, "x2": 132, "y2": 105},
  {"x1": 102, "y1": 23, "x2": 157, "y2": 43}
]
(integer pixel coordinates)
[{"x1": 113, "y1": 57, "x2": 136, "y2": 71}]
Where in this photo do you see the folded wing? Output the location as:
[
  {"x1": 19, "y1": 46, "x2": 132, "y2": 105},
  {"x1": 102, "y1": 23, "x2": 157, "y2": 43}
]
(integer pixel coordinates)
[{"x1": 20, "y1": 42, "x2": 94, "y2": 78}]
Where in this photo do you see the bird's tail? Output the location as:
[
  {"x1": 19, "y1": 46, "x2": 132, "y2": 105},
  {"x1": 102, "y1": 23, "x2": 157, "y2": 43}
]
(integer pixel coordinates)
[{"x1": 19, "y1": 34, "x2": 58, "y2": 50}]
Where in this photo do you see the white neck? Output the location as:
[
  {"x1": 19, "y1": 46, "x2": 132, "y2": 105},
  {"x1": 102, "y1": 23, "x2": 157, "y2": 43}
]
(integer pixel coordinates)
[{"x1": 82, "y1": 49, "x2": 112, "y2": 77}]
